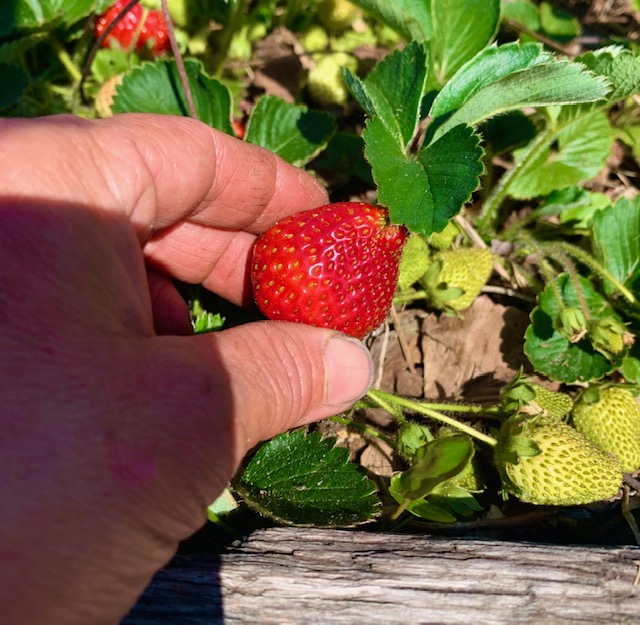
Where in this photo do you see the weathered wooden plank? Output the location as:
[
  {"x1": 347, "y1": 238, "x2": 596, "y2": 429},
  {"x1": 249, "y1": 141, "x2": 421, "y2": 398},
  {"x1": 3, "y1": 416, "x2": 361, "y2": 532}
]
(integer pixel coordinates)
[{"x1": 123, "y1": 527, "x2": 640, "y2": 624}]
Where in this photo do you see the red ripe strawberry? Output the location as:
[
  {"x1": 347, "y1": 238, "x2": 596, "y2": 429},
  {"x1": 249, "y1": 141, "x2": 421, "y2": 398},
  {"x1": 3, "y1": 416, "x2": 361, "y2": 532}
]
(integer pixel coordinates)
[
  {"x1": 95, "y1": 0, "x2": 170, "y2": 55},
  {"x1": 251, "y1": 202, "x2": 407, "y2": 340}
]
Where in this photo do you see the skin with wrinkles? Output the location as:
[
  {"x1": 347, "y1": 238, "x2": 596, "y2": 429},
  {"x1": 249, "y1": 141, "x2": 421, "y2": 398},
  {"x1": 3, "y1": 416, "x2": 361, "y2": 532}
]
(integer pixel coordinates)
[{"x1": 0, "y1": 114, "x2": 373, "y2": 624}]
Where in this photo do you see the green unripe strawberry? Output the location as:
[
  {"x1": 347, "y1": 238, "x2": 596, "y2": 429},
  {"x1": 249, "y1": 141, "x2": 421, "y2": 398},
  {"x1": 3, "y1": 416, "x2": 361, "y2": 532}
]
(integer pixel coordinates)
[
  {"x1": 572, "y1": 386, "x2": 640, "y2": 473},
  {"x1": 166, "y1": 0, "x2": 188, "y2": 27},
  {"x1": 555, "y1": 305, "x2": 588, "y2": 343},
  {"x1": 421, "y1": 247, "x2": 493, "y2": 313},
  {"x1": 300, "y1": 25, "x2": 330, "y2": 53},
  {"x1": 427, "y1": 220, "x2": 461, "y2": 251},
  {"x1": 501, "y1": 372, "x2": 573, "y2": 420},
  {"x1": 586, "y1": 316, "x2": 634, "y2": 360},
  {"x1": 397, "y1": 234, "x2": 430, "y2": 291},
  {"x1": 307, "y1": 53, "x2": 357, "y2": 106},
  {"x1": 317, "y1": 0, "x2": 358, "y2": 32},
  {"x1": 495, "y1": 414, "x2": 623, "y2": 506}
]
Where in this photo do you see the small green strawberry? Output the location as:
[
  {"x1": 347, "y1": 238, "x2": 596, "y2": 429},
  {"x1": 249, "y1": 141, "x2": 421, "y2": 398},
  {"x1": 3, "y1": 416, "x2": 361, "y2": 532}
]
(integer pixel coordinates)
[
  {"x1": 495, "y1": 414, "x2": 623, "y2": 506},
  {"x1": 501, "y1": 371, "x2": 573, "y2": 420},
  {"x1": 586, "y1": 316, "x2": 634, "y2": 361},
  {"x1": 572, "y1": 386, "x2": 640, "y2": 473},
  {"x1": 307, "y1": 52, "x2": 357, "y2": 106},
  {"x1": 251, "y1": 202, "x2": 407, "y2": 340},
  {"x1": 397, "y1": 233, "x2": 430, "y2": 291},
  {"x1": 421, "y1": 247, "x2": 493, "y2": 313},
  {"x1": 427, "y1": 220, "x2": 461, "y2": 251},
  {"x1": 317, "y1": 0, "x2": 359, "y2": 32},
  {"x1": 555, "y1": 305, "x2": 588, "y2": 343},
  {"x1": 300, "y1": 25, "x2": 330, "y2": 53}
]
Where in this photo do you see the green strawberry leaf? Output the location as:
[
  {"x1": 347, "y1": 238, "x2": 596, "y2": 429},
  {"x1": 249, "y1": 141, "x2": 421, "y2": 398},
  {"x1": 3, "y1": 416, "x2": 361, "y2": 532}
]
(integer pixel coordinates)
[
  {"x1": 13, "y1": 0, "x2": 96, "y2": 29},
  {"x1": 112, "y1": 59, "x2": 233, "y2": 134},
  {"x1": 311, "y1": 131, "x2": 373, "y2": 185},
  {"x1": 501, "y1": 0, "x2": 541, "y2": 31},
  {"x1": 428, "y1": 43, "x2": 610, "y2": 142},
  {"x1": 206, "y1": 488, "x2": 238, "y2": 520},
  {"x1": 539, "y1": 1, "x2": 580, "y2": 38},
  {"x1": 244, "y1": 95, "x2": 335, "y2": 167},
  {"x1": 364, "y1": 120, "x2": 483, "y2": 235},
  {"x1": 508, "y1": 107, "x2": 613, "y2": 199},
  {"x1": 524, "y1": 274, "x2": 618, "y2": 383},
  {"x1": 430, "y1": 42, "x2": 552, "y2": 123},
  {"x1": 579, "y1": 46, "x2": 640, "y2": 101},
  {"x1": 0, "y1": 33, "x2": 48, "y2": 62},
  {"x1": 430, "y1": 0, "x2": 500, "y2": 83},
  {"x1": 620, "y1": 348, "x2": 640, "y2": 385},
  {"x1": 344, "y1": 42, "x2": 429, "y2": 149},
  {"x1": 348, "y1": 0, "x2": 432, "y2": 42},
  {"x1": 388, "y1": 476, "x2": 458, "y2": 523},
  {"x1": 483, "y1": 110, "x2": 537, "y2": 155},
  {"x1": 392, "y1": 434, "x2": 474, "y2": 501},
  {"x1": 592, "y1": 197, "x2": 640, "y2": 306},
  {"x1": 90, "y1": 48, "x2": 138, "y2": 83},
  {"x1": 235, "y1": 430, "x2": 379, "y2": 527},
  {"x1": 0, "y1": 62, "x2": 29, "y2": 110}
]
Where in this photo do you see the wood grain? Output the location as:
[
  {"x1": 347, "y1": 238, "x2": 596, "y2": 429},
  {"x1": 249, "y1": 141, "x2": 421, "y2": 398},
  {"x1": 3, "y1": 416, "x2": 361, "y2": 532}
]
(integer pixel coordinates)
[{"x1": 123, "y1": 527, "x2": 640, "y2": 624}]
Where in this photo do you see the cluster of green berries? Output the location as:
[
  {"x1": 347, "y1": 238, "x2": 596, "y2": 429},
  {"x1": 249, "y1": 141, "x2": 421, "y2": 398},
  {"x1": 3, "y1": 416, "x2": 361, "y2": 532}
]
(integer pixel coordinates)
[
  {"x1": 494, "y1": 373, "x2": 640, "y2": 506},
  {"x1": 396, "y1": 221, "x2": 494, "y2": 314},
  {"x1": 306, "y1": 52, "x2": 357, "y2": 106}
]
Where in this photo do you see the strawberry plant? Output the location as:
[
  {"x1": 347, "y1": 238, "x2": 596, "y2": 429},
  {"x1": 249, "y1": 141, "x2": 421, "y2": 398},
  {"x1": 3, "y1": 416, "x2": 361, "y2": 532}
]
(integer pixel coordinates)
[{"x1": 4, "y1": 0, "x2": 640, "y2": 543}]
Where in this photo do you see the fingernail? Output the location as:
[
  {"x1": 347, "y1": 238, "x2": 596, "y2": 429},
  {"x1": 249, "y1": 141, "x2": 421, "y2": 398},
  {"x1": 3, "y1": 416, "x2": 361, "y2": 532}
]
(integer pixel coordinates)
[{"x1": 323, "y1": 336, "x2": 374, "y2": 407}]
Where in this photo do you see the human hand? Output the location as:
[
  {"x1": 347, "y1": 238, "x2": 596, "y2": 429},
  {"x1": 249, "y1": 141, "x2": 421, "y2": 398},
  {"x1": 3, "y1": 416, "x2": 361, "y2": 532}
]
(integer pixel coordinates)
[{"x1": 0, "y1": 114, "x2": 374, "y2": 624}]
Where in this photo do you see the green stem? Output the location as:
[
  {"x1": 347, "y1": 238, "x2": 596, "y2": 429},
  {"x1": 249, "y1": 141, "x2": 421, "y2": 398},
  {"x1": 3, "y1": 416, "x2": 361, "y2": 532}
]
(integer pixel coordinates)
[
  {"x1": 416, "y1": 401, "x2": 504, "y2": 419},
  {"x1": 367, "y1": 389, "x2": 498, "y2": 447},
  {"x1": 390, "y1": 498, "x2": 411, "y2": 521},
  {"x1": 329, "y1": 415, "x2": 396, "y2": 447},
  {"x1": 477, "y1": 124, "x2": 555, "y2": 234},
  {"x1": 554, "y1": 241, "x2": 638, "y2": 307},
  {"x1": 214, "y1": 0, "x2": 248, "y2": 76},
  {"x1": 393, "y1": 290, "x2": 428, "y2": 305},
  {"x1": 519, "y1": 232, "x2": 569, "y2": 315},
  {"x1": 366, "y1": 389, "x2": 407, "y2": 424},
  {"x1": 50, "y1": 37, "x2": 82, "y2": 83}
]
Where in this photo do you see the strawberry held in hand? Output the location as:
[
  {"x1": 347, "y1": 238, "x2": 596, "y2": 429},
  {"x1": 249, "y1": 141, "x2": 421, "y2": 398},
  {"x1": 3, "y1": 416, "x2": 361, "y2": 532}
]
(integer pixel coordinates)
[
  {"x1": 95, "y1": 0, "x2": 170, "y2": 55},
  {"x1": 251, "y1": 202, "x2": 407, "y2": 340}
]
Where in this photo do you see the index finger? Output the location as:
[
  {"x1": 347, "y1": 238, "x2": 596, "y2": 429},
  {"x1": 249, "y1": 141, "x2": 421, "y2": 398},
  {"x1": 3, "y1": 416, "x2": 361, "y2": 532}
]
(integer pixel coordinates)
[{"x1": 0, "y1": 113, "x2": 328, "y2": 302}]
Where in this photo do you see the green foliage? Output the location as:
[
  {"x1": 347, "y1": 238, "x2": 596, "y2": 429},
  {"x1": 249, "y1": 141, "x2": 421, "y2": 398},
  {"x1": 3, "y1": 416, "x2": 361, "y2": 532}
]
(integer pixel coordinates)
[
  {"x1": 428, "y1": 43, "x2": 610, "y2": 142},
  {"x1": 3, "y1": 0, "x2": 640, "y2": 534},
  {"x1": 364, "y1": 121, "x2": 483, "y2": 235},
  {"x1": 592, "y1": 197, "x2": 640, "y2": 306},
  {"x1": 0, "y1": 62, "x2": 29, "y2": 109},
  {"x1": 524, "y1": 274, "x2": 622, "y2": 383},
  {"x1": 508, "y1": 107, "x2": 614, "y2": 199},
  {"x1": 235, "y1": 430, "x2": 379, "y2": 527},
  {"x1": 245, "y1": 95, "x2": 336, "y2": 166},
  {"x1": 112, "y1": 59, "x2": 234, "y2": 134},
  {"x1": 12, "y1": 0, "x2": 98, "y2": 29}
]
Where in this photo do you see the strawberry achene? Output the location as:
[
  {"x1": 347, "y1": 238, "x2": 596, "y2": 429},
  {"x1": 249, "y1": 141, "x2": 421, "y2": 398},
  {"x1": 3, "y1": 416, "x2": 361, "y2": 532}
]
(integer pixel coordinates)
[
  {"x1": 251, "y1": 202, "x2": 407, "y2": 340},
  {"x1": 95, "y1": 0, "x2": 170, "y2": 55}
]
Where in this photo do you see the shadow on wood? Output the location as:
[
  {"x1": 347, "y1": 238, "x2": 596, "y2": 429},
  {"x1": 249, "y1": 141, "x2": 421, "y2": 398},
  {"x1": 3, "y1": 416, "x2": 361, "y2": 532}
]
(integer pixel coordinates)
[{"x1": 123, "y1": 527, "x2": 640, "y2": 624}]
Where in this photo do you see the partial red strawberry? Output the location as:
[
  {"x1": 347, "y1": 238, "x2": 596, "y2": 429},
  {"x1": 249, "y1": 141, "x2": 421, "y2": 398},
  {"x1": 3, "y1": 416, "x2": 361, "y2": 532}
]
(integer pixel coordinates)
[
  {"x1": 232, "y1": 117, "x2": 246, "y2": 140},
  {"x1": 95, "y1": 0, "x2": 170, "y2": 55},
  {"x1": 251, "y1": 202, "x2": 407, "y2": 340}
]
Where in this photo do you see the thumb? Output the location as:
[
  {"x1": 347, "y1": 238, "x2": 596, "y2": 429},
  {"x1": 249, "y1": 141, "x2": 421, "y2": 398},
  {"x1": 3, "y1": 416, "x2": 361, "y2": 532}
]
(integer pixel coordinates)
[{"x1": 201, "y1": 322, "x2": 374, "y2": 455}]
